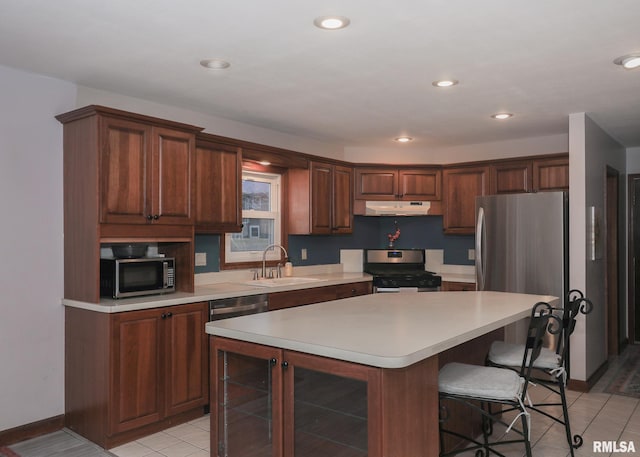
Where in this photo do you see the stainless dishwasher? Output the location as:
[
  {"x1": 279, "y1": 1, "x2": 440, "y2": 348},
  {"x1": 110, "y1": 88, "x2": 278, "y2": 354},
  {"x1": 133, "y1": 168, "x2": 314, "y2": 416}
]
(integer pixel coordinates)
[{"x1": 209, "y1": 294, "x2": 269, "y2": 321}]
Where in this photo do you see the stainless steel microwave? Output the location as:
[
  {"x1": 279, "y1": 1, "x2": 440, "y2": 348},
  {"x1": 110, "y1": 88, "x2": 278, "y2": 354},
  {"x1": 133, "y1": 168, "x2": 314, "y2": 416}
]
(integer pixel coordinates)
[{"x1": 100, "y1": 257, "x2": 175, "y2": 299}]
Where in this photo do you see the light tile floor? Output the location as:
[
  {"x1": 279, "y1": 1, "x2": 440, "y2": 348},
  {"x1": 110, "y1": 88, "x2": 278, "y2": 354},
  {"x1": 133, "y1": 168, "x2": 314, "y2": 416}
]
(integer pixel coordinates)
[{"x1": 8, "y1": 347, "x2": 640, "y2": 457}]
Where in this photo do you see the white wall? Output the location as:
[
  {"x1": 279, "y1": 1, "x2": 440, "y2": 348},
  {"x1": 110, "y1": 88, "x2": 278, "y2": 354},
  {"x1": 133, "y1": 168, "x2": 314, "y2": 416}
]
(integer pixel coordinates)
[
  {"x1": 344, "y1": 133, "x2": 568, "y2": 164},
  {"x1": 628, "y1": 147, "x2": 640, "y2": 173},
  {"x1": 0, "y1": 65, "x2": 76, "y2": 430},
  {"x1": 568, "y1": 113, "x2": 626, "y2": 382},
  {"x1": 76, "y1": 86, "x2": 345, "y2": 160}
]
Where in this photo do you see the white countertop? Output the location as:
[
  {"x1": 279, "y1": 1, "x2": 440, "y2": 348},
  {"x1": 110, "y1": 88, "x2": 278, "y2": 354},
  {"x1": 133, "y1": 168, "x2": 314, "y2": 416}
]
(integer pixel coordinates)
[
  {"x1": 206, "y1": 291, "x2": 558, "y2": 369},
  {"x1": 62, "y1": 272, "x2": 372, "y2": 313}
]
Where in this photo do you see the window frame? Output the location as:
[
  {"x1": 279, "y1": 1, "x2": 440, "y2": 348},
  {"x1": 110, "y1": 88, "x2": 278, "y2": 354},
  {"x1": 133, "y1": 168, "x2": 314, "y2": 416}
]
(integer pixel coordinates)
[{"x1": 220, "y1": 165, "x2": 288, "y2": 270}]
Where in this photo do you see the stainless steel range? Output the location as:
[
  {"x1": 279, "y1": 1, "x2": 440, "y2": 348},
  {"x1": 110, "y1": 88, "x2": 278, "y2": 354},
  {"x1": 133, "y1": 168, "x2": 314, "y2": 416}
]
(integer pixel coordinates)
[{"x1": 363, "y1": 249, "x2": 441, "y2": 292}]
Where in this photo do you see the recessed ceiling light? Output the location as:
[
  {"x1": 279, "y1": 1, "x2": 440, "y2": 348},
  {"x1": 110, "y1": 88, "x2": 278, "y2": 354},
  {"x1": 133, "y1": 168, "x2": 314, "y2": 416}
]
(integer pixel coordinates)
[
  {"x1": 614, "y1": 54, "x2": 640, "y2": 69},
  {"x1": 491, "y1": 113, "x2": 513, "y2": 120},
  {"x1": 200, "y1": 59, "x2": 231, "y2": 70},
  {"x1": 432, "y1": 79, "x2": 459, "y2": 88},
  {"x1": 258, "y1": 160, "x2": 271, "y2": 166},
  {"x1": 313, "y1": 16, "x2": 350, "y2": 30},
  {"x1": 395, "y1": 136, "x2": 413, "y2": 143}
]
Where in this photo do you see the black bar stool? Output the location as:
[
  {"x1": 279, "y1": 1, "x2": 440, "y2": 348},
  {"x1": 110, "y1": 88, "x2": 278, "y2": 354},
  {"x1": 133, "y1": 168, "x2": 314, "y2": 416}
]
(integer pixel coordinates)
[
  {"x1": 439, "y1": 301, "x2": 562, "y2": 457},
  {"x1": 486, "y1": 289, "x2": 594, "y2": 456}
]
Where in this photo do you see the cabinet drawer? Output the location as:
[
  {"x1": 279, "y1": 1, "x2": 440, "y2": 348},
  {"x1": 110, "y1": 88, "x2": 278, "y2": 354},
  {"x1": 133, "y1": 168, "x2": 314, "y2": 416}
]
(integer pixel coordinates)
[{"x1": 335, "y1": 281, "x2": 373, "y2": 299}]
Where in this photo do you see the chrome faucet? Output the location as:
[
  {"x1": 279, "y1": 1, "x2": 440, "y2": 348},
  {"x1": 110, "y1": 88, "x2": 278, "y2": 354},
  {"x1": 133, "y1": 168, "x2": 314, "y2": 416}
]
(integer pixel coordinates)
[{"x1": 262, "y1": 244, "x2": 288, "y2": 278}]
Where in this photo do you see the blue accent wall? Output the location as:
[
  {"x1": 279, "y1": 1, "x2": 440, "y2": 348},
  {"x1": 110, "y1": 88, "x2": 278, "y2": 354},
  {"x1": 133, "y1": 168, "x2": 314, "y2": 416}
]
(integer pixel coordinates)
[{"x1": 195, "y1": 215, "x2": 474, "y2": 273}]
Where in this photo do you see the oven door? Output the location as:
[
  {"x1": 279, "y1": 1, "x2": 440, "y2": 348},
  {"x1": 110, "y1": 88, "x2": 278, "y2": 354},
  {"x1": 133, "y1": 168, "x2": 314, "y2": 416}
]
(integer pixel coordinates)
[{"x1": 374, "y1": 286, "x2": 439, "y2": 293}]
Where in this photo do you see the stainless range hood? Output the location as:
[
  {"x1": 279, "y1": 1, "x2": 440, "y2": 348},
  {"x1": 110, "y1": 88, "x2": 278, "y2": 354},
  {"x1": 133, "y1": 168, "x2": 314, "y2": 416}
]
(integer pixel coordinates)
[{"x1": 364, "y1": 201, "x2": 431, "y2": 216}]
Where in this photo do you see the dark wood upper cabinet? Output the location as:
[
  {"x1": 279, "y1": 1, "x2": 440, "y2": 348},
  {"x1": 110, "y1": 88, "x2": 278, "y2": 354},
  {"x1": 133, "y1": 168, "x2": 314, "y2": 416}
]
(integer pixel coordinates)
[
  {"x1": 533, "y1": 156, "x2": 569, "y2": 191},
  {"x1": 100, "y1": 118, "x2": 195, "y2": 225},
  {"x1": 57, "y1": 106, "x2": 201, "y2": 302},
  {"x1": 355, "y1": 167, "x2": 441, "y2": 200},
  {"x1": 442, "y1": 165, "x2": 489, "y2": 234},
  {"x1": 194, "y1": 138, "x2": 243, "y2": 233},
  {"x1": 489, "y1": 160, "x2": 533, "y2": 194},
  {"x1": 288, "y1": 161, "x2": 353, "y2": 235}
]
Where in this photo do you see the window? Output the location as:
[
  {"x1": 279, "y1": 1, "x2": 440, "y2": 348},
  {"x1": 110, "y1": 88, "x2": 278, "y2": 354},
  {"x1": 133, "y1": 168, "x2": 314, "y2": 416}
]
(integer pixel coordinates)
[{"x1": 224, "y1": 171, "x2": 282, "y2": 264}]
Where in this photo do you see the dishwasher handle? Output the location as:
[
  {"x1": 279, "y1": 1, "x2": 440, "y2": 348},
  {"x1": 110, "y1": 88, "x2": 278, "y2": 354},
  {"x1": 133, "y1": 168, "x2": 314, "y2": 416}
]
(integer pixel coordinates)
[
  {"x1": 212, "y1": 302, "x2": 266, "y2": 316},
  {"x1": 209, "y1": 294, "x2": 269, "y2": 320}
]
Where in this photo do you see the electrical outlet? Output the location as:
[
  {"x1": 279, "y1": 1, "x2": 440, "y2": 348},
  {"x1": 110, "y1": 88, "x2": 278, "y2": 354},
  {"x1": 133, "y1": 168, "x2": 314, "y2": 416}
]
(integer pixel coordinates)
[
  {"x1": 301, "y1": 248, "x2": 308, "y2": 260},
  {"x1": 195, "y1": 252, "x2": 207, "y2": 266},
  {"x1": 468, "y1": 249, "x2": 475, "y2": 261}
]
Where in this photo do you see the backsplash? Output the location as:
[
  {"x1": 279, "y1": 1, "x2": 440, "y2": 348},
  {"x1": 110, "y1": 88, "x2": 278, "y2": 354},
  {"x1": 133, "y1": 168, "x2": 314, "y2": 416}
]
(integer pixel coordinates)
[{"x1": 195, "y1": 215, "x2": 475, "y2": 273}]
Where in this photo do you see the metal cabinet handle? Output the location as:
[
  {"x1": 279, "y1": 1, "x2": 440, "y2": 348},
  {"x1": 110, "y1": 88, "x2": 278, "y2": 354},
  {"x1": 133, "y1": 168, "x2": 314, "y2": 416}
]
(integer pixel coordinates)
[{"x1": 281, "y1": 361, "x2": 289, "y2": 369}]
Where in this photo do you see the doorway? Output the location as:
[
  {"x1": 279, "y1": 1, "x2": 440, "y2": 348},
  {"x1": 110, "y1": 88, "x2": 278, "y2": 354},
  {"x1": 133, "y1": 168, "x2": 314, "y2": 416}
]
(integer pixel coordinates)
[
  {"x1": 605, "y1": 167, "x2": 620, "y2": 355},
  {"x1": 629, "y1": 174, "x2": 640, "y2": 344}
]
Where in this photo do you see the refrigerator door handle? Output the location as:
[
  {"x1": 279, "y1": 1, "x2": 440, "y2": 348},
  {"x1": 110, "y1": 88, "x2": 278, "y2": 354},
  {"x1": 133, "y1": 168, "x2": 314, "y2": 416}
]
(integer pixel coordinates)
[{"x1": 476, "y1": 206, "x2": 485, "y2": 290}]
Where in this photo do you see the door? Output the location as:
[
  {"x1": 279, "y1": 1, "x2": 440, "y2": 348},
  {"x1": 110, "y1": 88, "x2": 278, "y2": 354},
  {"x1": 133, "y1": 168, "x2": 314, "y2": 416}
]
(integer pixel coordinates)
[
  {"x1": 310, "y1": 162, "x2": 333, "y2": 234},
  {"x1": 282, "y1": 351, "x2": 381, "y2": 457},
  {"x1": 152, "y1": 127, "x2": 195, "y2": 224},
  {"x1": 110, "y1": 309, "x2": 163, "y2": 434},
  {"x1": 195, "y1": 141, "x2": 242, "y2": 231},
  {"x1": 101, "y1": 117, "x2": 152, "y2": 224},
  {"x1": 164, "y1": 302, "x2": 208, "y2": 416},
  {"x1": 211, "y1": 338, "x2": 283, "y2": 457},
  {"x1": 332, "y1": 165, "x2": 353, "y2": 234},
  {"x1": 606, "y1": 168, "x2": 620, "y2": 355},
  {"x1": 443, "y1": 166, "x2": 489, "y2": 234},
  {"x1": 354, "y1": 168, "x2": 398, "y2": 200},
  {"x1": 398, "y1": 168, "x2": 441, "y2": 200},
  {"x1": 476, "y1": 192, "x2": 567, "y2": 301},
  {"x1": 630, "y1": 175, "x2": 640, "y2": 343}
]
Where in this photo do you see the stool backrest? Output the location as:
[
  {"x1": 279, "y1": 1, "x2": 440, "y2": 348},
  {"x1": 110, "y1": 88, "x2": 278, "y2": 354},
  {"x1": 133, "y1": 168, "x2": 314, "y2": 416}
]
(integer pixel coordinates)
[
  {"x1": 520, "y1": 301, "x2": 562, "y2": 396},
  {"x1": 556, "y1": 289, "x2": 594, "y2": 378}
]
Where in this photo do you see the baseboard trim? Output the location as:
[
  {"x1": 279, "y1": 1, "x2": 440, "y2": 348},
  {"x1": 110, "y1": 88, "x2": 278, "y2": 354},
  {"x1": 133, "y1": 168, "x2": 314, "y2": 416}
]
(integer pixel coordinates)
[
  {"x1": 568, "y1": 358, "x2": 609, "y2": 392},
  {"x1": 0, "y1": 415, "x2": 64, "y2": 447}
]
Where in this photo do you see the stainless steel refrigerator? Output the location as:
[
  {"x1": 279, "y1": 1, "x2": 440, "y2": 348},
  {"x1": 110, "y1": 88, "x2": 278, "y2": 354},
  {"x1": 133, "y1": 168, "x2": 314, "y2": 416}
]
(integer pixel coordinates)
[{"x1": 475, "y1": 191, "x2": 568, "y2": 312}]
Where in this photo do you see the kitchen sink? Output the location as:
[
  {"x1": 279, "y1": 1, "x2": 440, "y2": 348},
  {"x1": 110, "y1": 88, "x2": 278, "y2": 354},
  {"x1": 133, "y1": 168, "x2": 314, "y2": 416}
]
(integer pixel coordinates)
[{"x1": 244, "y1": 277, "x2": 322, "y2": 287}]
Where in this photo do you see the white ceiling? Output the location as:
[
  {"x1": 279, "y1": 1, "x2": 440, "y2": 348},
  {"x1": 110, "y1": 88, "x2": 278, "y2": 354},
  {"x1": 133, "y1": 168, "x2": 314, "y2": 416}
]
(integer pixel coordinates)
[{"x1": 2, "y1": 0, "x2": 640, "y2": 150}]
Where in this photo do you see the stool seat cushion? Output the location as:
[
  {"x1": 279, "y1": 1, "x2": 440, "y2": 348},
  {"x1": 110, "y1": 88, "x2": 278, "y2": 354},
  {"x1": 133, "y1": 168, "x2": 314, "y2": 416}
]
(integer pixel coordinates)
[
  {"x1": 488, "y1": 341, "x2": 561, "y2": 370},
  {"x1": 439, "y1": 362, "x2": 524, "y2": 401}
]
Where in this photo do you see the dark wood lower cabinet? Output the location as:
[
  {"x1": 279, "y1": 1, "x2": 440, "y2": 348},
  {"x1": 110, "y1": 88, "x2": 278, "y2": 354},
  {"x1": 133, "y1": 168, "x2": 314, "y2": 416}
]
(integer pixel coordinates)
[
  {"x1": 268, "y1": 282, "x2": 372, "y2": 311},
  {"x1": 65, "y1": 302, "x2": 208, "y2": 449},
  {"x1": 211, "y1": 337, "x2": 439, "y2": 457},
  {"x1": 441, "y1": 281, "x2": 476, "y2": 291}
]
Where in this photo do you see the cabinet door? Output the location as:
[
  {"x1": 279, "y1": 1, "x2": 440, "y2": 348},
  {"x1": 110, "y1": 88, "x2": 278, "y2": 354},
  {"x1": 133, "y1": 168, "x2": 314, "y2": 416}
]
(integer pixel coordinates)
[
  {"x1": 211, "y1": 338, "x2": 283, "y2": 457},
  {"x1": 195, "y1": 142, "x2": 242, "y2": 232},
  {"x1": 283, "y1": 351, "x2": 381, "y2": 457},
  {"x1": 354, "y1": 168, "x2": 398, "y2": 200},
  {"x1": 310, "y1": 162, "x2": 333, "y2": 234},
  {"x1": 332, "y1": 165, "x2": 353, "y2": 234},
  {"x1": 334, "y1": 281, "x2": 373, "y2": 299},
  {"x1": 100, "y1": 117, "x2": 152, "y2": 224},
  {"x1": 489, "y1": 160, "x2": 532, "y2": 194},
  {"x1": 151, "y1": 127, "x2": 195, "y2": 225},
  {"x1": 164, "y1": 302, "x2": 208, "y2": 417},
  {"x1": 110, "y1": 309, "x2": 163, "y2": 434},
  {"x1": 441, "y1": 281, "x2": 476, "y2": 291},
  {"x1": 442, "y1": 166, "x2": 489, "y2": 234},
  {"x1": 398, "y1": 168, "x2": 441, "y2": 200},
  {"x1": 533, "y1": 157, "x2": 569, "y2": 191}
]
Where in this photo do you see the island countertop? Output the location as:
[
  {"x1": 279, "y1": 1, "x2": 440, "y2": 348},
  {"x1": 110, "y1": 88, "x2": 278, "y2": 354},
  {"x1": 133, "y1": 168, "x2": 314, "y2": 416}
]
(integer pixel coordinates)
[{"x1": 206, "y1": 291, "x2": 558, "y2": 369}]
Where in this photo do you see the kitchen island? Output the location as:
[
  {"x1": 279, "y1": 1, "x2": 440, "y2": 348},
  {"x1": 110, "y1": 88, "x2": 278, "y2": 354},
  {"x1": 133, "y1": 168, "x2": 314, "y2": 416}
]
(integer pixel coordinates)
[{"x1": 206, "y1": 291, "x2": 558, "y2": 457}]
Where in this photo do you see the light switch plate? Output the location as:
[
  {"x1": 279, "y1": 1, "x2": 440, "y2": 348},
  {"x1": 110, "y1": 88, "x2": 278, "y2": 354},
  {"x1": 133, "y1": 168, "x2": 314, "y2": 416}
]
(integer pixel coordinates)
[
  {"x1": 301, "y1": 248, "x2": 308, "y2": 260},
  {"x1": 468, "y1": 249, "x2": 475, "y2": 261},
  {"x1": 195, "y1": 252, "x2": 207, "y2": 266}
]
